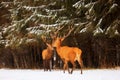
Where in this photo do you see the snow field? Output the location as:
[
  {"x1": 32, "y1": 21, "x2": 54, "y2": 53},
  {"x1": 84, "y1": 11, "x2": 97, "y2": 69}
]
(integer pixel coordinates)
[{"x1": 0, "y1": 69, "x2": 120, "y2": 80}]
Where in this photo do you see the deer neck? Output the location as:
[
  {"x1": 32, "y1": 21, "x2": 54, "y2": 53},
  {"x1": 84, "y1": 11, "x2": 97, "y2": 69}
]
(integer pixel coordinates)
[
  {"x1": 47, "y1": 47, "x2": 52, "y2": 54},
  {"x1": 55, "y1": 43, "x2": 61, "y2": 56}
]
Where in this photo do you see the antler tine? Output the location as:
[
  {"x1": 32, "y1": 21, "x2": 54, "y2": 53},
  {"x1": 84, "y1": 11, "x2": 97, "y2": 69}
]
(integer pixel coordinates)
[
  {"x1": 41, "y1": 35, "x2": 51, "y2": 47},
  {"x1": 55, "y1": 26, "x2": 65, "y2": 36},
  {"x1": 49, "y1": 31, "x2": 56, "y2": 42},
  {"x1": 41, "y1": 35, "x2": 47, "y2": 43},
  {"x1": 49, "y1": 25, "x2": 65, "y2": 40},
  {"x1": 63, "y1": 25, "x2": 74, "y2": 40},
  {"x1": 41, "y1": 35, "x2": 45, "y2": 42}
]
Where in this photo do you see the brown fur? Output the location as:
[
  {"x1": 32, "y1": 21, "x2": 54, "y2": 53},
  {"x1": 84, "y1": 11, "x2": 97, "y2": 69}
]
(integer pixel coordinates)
[
  {"x1": 42, "y1": 44, "x2": 53, "y2": 71},
  {"x1": 52, "y1": 38, "x2": 83, "y2": 74}
]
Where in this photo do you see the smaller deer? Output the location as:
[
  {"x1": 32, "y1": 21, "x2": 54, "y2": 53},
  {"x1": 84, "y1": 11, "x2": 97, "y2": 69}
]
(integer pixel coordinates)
[{"x1": 42, "y1": 37, "x2": 53, "y2": 71}]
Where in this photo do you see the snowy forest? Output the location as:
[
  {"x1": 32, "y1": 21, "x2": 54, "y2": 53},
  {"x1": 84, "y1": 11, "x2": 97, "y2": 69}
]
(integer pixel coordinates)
[{"x1": 0, "y1": 0, "x2": 120, "y2": 69}]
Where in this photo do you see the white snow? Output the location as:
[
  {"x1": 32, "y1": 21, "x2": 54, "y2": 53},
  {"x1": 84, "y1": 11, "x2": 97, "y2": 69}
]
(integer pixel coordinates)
[{"x1": 0, "y1": 69, "x2": 120, "y2": 80}]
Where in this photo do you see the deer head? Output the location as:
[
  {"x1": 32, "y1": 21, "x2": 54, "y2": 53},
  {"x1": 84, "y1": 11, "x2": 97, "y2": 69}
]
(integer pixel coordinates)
[
  {"x1": 51, "y1": 25, "x2": 74, "y2": 48},
  {"x1": 41, "y1": 35, "x2": 53, "y2": 51}
]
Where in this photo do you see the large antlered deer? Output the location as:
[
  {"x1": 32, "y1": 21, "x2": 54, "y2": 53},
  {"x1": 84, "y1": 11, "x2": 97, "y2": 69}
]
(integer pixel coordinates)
[
  {"x1": 51, "y1": 26, "x2": 83, "y2": 74},
  {"x1": 42, "y1": 37, "x2": 53, "y2": 71}
]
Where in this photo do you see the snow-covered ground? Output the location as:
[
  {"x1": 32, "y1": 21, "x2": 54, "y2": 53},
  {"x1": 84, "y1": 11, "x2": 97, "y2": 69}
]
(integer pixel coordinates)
[{"x1": 0, "y1": 68, "x2": 120, "y2": 80}]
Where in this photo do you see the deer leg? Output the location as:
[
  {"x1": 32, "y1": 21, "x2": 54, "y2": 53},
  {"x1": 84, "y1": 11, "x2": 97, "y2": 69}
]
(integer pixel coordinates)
[
  {"x1": 78, "y1": 59, "x2": 83, "y2": 74},
  {"x1": 63, "y1": 64, "x2": 67, "y2": 73},
  {"x1": 49, "y1": 59, "x2": 52, "y2": 71},
  {"x1": 47, "y1": 60, "x2": 49, "y2": 71},
  {"x1": 45, "y1": 60, "x2": 47, "y2": 71},
  {"x1": 43, "y1": 60, "x2": 45, "y2": 71},
  {"x1": 63, "y1": 61, "x2": 67, "y2": 73},
  {"x1": 70, "y1": 61, "x2": 76, "y2": 74},
  {"x1": 67, "y1": 61, "x2": 73, "y2": 74},
  {"x1": 45, "y1": 60, "x2": 49, "y2": 71}
]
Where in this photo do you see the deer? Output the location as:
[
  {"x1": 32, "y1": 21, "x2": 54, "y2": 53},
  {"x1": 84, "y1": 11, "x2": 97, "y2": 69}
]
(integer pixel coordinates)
[
  {"x1": 42, "y1": 36, "x2": 53, "y2": 71},
  {"x1": 51, "y1": 26, "x2": 83, "y2": 74}
]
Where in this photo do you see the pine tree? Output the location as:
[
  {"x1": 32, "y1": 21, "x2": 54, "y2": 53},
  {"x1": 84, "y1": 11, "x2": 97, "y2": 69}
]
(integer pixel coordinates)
[{"x1": 0, "y1": 0, "x2": 120, "y2": 68}]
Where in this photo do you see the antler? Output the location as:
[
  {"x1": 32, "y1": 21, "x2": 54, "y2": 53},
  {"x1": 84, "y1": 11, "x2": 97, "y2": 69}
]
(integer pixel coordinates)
[
  {"x1": 55, "y1": 26, "x2": 65, "y2": 35},
  {"x1": 41, "y1": 35, "x2": 46, "y2": 42},
  {"x1": 62, "y1": 25, "x2": 74, "y2": 40},
  {"x1": 49, "y1": 22, "x2": 74, "y2": 41},
  {"x1": 50, "y1": 25, "x2": 65, "y2": 40},
  {"x1": 41, "y1": 35, "x2": 49, "y2": 46}
]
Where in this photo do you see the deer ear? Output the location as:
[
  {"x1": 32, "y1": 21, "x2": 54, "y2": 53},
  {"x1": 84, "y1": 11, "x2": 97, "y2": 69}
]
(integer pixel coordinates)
[
  {"x1": 61, "y1": 38, "x2": 64, "y2": 41},
  {"x1": 46, "y1": 43, "x2": 51, "y2": 47}
]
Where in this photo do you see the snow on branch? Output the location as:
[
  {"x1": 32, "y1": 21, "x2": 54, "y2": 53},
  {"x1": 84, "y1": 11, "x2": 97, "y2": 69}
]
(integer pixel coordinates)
[
  {"x1": 45, "y1": 8, "x2": 66, "y2": 13},
  {"x1": 26, "y1": 38, "x2": 38, "y2": 43},
  {"x1": 36, "y1": 14, "x2": 52, "y2": 18},
  {"x1": 23, "y1": 5, "x2": 46, "y2": 11},
  {"x1": 26, "y1": 19, "x2": 75, "y2": 36},
  {"x1": 1, "y1": 1, "x2": 23, "y2": 8},
  {"x1": 73, "y1": 0, "x2": 84, "y2": 8}
]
